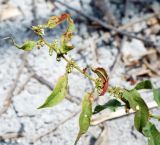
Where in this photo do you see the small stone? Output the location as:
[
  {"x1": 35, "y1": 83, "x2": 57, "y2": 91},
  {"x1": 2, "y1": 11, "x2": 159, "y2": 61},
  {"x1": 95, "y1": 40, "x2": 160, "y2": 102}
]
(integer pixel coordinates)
[
  {"x1": 144, "y1": 28, "x2": 151, "y2": 36},
  {"x1": 82, "y1": 0, "x2": 91, "y2": 4},
  {"x1": 122, "y1": 39, "x2": 147, "y2": 62},
  {"x1": 150, "y1": 24, "x2": 160, "y2": 34},
  {"x1": 147, "y1": 17, "x2": 158, "y2": 26},
  {"x1": 133, "y1": 23, "x2": 143, "y2": 32},
  {"x1": 68, "y1": 0, "x2": 81, "y2": 10},
  {"x1": 79, "y1": 23, "x2": 89, "y2": 39}
]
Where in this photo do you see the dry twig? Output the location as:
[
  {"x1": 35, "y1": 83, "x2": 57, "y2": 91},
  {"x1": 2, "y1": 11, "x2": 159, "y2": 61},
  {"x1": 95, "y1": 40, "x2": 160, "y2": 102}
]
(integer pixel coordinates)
[
  {"x1": 143, "y1": 59, "x2": 160, "y2": 76},
  {"x1": 0, "y1": 132, "x2": 24, "y2": 140},
  {"x1": 54, "y1": 0, "x2": 155, "y2": 46},
  {"x1": 95, "y1": 124, "x2": 108, "y2": 145},
  {"x1": 96, "y1": 11, "x2": 160, "y2": 44},
  {"x1": 94, "y1": 0, "x2": 118, "y2": 26}
]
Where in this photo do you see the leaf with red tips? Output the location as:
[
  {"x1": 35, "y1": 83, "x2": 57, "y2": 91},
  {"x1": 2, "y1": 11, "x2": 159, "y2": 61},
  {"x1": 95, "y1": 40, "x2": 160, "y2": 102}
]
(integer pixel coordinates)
[
  {"x1": 92, "y1": 67, "x2": 109, "y2": 96},
  {"x1": 47, "y1": 13, "x2": 69, "y2": 29},
  {"x1": 47, "y1": 13, "x2": 75, "y2": 55}
]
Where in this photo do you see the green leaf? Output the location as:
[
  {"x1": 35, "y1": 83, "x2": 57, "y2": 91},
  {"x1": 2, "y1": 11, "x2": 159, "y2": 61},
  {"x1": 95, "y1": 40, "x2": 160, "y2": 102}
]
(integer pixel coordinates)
[
  {"x1": 10, "y1": 36, "x2": 36, "y2": 51},
  {"x1": 143, "y1": 122, "x2": 160, "y2": 145},
  {"x1": 38, "y1": 74, "x2": 68, "y2": 109},
  {"x1": 153, "y1": 88, "x2": 160, "y2": 106},
  {"x1": 93, "y1": 99, "x2": 122, "y2": 114},
  {"x1": 7, "y1": 37, "x2": 37, "y2": 51},
  {"x1": 74, "y1": 93, "x2": 93, "y2": 145},
  {"x1": 59, "y1": 42, "x2": 74, "y2": 54},
  {"x1": 123, "y1": 89, "x2": 149, "y2": 132},
  {"x1": 135, "y1": 80, "x2": 153, "y2": 90},
  {"x1": 134, "y1": 107, "x2": 149, "y2": 133},
  {"x1": 20, "y1": 41, "x2": 36, "y2": 51}
]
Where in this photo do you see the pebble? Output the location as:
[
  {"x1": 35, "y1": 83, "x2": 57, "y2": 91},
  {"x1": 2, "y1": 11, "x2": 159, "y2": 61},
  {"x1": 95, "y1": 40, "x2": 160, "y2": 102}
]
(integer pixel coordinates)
[{"x1": 150, "y1": 24, "x2": 160, "y2": 34}]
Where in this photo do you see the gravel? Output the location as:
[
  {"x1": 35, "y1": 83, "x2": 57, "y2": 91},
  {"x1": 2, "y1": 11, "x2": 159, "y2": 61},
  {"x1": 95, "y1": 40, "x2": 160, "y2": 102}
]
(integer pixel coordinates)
[{"x1": 0, "y1": 0, "x2": 160, "y2": 145}]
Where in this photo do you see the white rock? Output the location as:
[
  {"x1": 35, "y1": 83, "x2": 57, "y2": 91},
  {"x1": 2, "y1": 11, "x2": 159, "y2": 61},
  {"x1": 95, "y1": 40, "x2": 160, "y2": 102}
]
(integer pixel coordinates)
[{"x1": 122, "y1": 39, "x2": 147, "y2": 61}]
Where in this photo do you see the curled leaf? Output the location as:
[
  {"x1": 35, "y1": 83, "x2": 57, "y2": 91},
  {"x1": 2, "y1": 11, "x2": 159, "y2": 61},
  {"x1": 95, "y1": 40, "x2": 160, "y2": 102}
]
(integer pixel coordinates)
[
  {"x1": 93, "y1": 67, "x2": 109, "y2": 96},
  {"x1": 143, "y1": 122, "x2": 160, "y2": 145},
  {"x1": 93, "y1": 99, "x2": 122, "y2": 114},
  {"x1": 60, "y1": 14, "x2": 74, "y2": 54},
  {"x1": 47, "y1": 16, "x2": 61, "y2": 29},
  {"x1": 13, "y1": 41, "x2": 36, "y2": 51},
  {"x1": 8, "y1": 37, "x2": 36, "y2": 51},
  {"x1": 47, "y1": 13, "x2": 75, "y2": 55},
  {"x1": 47, "y1": 14, "x2": 71, "y2": 28},
  {"x1": 38, "y1": 74, "x2": 68, "y2": 109},
  {"x1": 135, "y1": 80, "x2": 153, "y2": 90},
  {"x1": 74, "y1": 93, "x2": 93, "y2": 145},
  {"x1": 59, "y1": 41, "x2": 74, "y2": 55},
  {"x1": 123, "y1": 89, "x2": 149, "y2": 133},
  {"x1": 19, "y1": 40, "x2": 36, "y2": 51}
]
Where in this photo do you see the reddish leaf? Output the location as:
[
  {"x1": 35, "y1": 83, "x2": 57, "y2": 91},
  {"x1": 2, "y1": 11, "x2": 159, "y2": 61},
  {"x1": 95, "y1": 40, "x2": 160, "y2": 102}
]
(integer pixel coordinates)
[
  {"x1": 47, "y1": 13, "x2": 75, "y2": 55},
  {"x1": 94, "y1": 67, "x2": 108, "y2": 81},
  {"x1": 99, "y1": 79, "x2": 109, "y2": 96},
  {"x1": 92, "y1": 67, "x2": 109, "y2": 96}
]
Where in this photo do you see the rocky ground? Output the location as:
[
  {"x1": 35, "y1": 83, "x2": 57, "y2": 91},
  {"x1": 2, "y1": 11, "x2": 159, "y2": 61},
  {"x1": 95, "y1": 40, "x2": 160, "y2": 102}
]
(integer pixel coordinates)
[{"x1": 0, "y1": 0, "x2": 160, "y2": 145}]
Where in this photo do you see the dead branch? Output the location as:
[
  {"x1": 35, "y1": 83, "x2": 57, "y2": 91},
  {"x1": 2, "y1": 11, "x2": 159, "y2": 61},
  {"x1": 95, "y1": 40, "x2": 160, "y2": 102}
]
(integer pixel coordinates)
[
  {"x1": 96, "y1": 11, "x2": 160, "y2": 44},
  {"x1": 93, "y1": 0, "x2": 118, "y2": 26},
  {"x1": 0, "y1": 132, "x2": 24, "y2": 140},
  {"x1": 54, "y1": 0, "x2": 155, "y2": 46},
  {"x1": 110, "y1": 1, "x2": 129, "y2": 75},
  {"x1": 95, "y1": 124, "x2": 108, "y2": 145},
  {"x1": 143, "y1": 59, "x2": 160, "y2": 76},
  {"x1": 119, "y1": 12, "x2": 160, "y2": 30}
]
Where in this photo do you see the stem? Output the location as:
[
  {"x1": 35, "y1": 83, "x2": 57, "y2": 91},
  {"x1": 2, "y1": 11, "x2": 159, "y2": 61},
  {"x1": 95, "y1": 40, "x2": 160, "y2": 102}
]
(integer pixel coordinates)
[
  {"x1": 150, "y1": 114, "x2": 160, "y2": 121},
  {"x1": 42, "y1": 37, "x2": 96, "y2": 83},
  {"x1": 108, "y1": 87, "x2": 130, "y2": 111},
  {"x1": 62, "y1": 55, "x2": 96, "y2": 82}
]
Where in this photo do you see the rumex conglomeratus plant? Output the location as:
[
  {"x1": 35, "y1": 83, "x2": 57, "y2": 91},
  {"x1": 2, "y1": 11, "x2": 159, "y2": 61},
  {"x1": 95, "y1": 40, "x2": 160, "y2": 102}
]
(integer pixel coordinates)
[{"x1": 10, "y1": 14, "x2": 160, "y2": 145}]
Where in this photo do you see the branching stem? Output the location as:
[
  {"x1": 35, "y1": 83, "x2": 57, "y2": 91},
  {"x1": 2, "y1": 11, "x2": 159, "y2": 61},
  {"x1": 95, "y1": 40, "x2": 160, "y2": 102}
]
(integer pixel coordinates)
[{"x1": 42, "y1": 37, "x2": 96, "y2": 83}]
